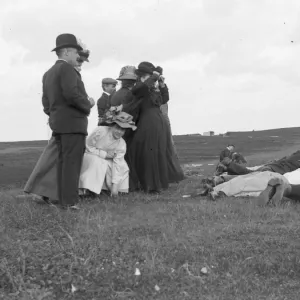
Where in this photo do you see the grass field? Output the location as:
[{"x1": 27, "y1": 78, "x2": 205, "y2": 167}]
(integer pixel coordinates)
[{"x1": 1, "y1": 127, "x2": 300, "y2": 299}]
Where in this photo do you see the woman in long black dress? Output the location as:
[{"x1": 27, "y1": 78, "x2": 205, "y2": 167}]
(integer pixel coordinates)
[{"x1": 124, "y1": 61, "x2": 184, "y2": 193}]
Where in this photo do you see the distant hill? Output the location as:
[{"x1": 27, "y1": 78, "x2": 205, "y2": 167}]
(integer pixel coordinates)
[
  {"x1": 174, "y1": 127, "x2": 300, "y2": 163},
  {"x1": 225, "y1": 127, "x2": 300, "y2": 137},
  {"x1": 1, "y1": 126, "x2": 300, "y2": 186}
]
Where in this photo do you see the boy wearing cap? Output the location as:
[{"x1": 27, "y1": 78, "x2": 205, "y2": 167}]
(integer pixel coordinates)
[{"x1": 97, "y1": 78, "x2": 117, "y2": 125}]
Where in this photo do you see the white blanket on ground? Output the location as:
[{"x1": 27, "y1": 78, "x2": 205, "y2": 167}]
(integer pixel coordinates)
[{"x1": 212, "y1": 168, "x2": 300, "y2": 198}]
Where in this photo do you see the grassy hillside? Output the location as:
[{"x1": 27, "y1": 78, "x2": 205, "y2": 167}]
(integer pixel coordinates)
[{"x1": 1, "y1": 127, "x2": 300, "y2": 299}]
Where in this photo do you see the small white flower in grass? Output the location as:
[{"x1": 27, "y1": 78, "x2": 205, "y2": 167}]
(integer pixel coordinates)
[
  {"x1": 200, "y1": 267, "x2": 208, "y2": 274},
  {"x1": 155, "y1": 285, "x2": 160, "y2": 291},
  {"x1": 171, "y1": 268, "x2": 175, "y2": 273},
  {"x1": 182, "y1": 195, "x2": 191, "y2": 198},
  {"x1": 71, "y1": 284, "x2": 77, "y2": 293},
  {"x1": 135, "y1": 268, "x2": 141, "y2": 276}
]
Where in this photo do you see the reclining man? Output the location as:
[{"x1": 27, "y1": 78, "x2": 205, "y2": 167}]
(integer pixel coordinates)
[
  {"x1": 194, "y1": 150, "x2": 300, "y2": 197},
  {"x1": 217, "y1": 150, "x2": 300, "y2": 176}
]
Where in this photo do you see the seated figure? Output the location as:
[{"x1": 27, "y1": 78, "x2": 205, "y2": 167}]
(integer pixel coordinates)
[
  {"x1": 79, "y1": 108, "x2": 136, "y2": 197},
  {"x1": 215, "y1": 145, "x2": 247, "y2": 175},
  {"x1": 219, "y1": 144, "x2": 235, "y2": 161}
]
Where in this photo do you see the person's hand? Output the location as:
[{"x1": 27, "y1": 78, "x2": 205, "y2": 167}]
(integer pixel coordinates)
[
  {"x1": 155, "y1": 66, "x2": 163, "y2": 75},
  {"x1": 88, "y1": 97, "x2": 95, "y2": 107},
  {"x1": 158, "y1": 75, "x2": 165, "y2": 87},
  {"x1": 111, "y1": 184, "x2": 118, "y2": 197},
  {"x1": 106, "y1": 151, "x2": 115, "y2": 159}
]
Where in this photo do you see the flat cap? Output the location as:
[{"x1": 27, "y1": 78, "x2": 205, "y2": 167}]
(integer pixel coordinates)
[{"x1": 102, "y1": 78, "x2": 118, "y2": 85}]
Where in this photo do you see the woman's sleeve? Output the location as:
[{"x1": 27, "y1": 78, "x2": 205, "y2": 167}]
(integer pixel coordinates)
[
  {"x1": 159, "y1": 84, "x2": 169, "y2": 104},
  {"x1": 111, "y1": 140, "x2": 127, "y2": 184},
  {"x1": 85, "y1": 127, "x2": 107, "y2": 159},
  {"x1": 132, "y1": 73, "x2": 160, "y2": 98}
]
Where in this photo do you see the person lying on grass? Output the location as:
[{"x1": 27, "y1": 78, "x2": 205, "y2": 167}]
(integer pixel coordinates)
[
  {"x1": 215, "y1": 150, "x2": 300, "y2": 176},
  {"x1": 79, "y1": 107, "x2": 136, "y2": 198},
  {"x1": 184, "y1": 151, "x2": 300, "y2": 200}
]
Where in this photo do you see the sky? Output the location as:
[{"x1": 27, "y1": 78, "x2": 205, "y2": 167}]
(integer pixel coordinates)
[{"x1": 1, "y1": 0, "x2": 300, "y2": 141}]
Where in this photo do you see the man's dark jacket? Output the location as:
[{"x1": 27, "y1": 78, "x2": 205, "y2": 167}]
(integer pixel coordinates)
[
  {"x1": 97, "y1": 92, "x2": 111, "y2": 125},
  {"x1": 110, "y1": 87, "x2": 134, "y2": 107},
  {"x1": 220, "y1": 148, "x2": 232, "y2": 162},
  {"x1": 42, "y1": 60, "x2": 91, "y2": 135}
]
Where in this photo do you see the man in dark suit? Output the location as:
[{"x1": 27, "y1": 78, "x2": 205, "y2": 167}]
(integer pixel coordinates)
[
  {"x1": 42, "y1": 33, "x2": 94, "y2": 209},
  {"x1": 219, "y1": 144, "x2": 235, "y2": 162},
  {"x1": 97, "y1": 78, "x2": 117, "y2": 125}
]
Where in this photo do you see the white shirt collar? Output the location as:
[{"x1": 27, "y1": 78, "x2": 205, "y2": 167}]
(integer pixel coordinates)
[
  {"x1": 103, "y1": 91, "x2": 110, "y2": 96},
  {"x1": 57, "y1": 59, "x2": 68, "y2": 63}
]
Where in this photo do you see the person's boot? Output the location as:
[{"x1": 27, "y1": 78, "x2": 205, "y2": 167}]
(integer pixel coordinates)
[
  {"x1": 190, "y1": 183, "x2": 213, "y2": 198},
  {"x1": 206, "y1": 176, "x2": 225, "y2": 187}
]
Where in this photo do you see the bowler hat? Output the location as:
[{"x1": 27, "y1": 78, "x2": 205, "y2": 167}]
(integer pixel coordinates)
[
  {"x1": 135, "y1": 61, "x2": 155, "y2": 76},
  {"x1": 117, "y1": 66, "x2": 137, "y2": 80},
  {"x1": 102, "y1": 78, "x2": 118, "y2": 85},
  {"x1": 52, "y1": 33, "x2": 83, "y2": 52}
]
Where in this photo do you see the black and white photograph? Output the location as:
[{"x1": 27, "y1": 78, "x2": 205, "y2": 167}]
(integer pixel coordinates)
[{"x1": 1, "y1": 0, "x2": 300, "y2": 299}]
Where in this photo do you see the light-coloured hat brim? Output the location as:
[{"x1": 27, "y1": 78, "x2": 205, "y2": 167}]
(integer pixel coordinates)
[
  {"x1": 117, "y1": 75, "x2": 137, "y2": 81},
  {"x1": 114, "y1": 120, "x2": 137, "y2": 131}
]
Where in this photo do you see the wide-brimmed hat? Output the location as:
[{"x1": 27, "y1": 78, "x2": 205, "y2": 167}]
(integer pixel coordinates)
[
  {"x1": 135, "y1": 61, "x2": 155, "y2": 76},
  {"x1": 117, "y1": 66, "x2": 138, "y2": 80},
  {"x1": 78, "y1": 49, "x2": 90, "y2": 62},
  {"x1": 104, "y1": 106, "x2": 137, "y2": 131},
  {"x1": 52, "y1": 33, "x2": 83, "y2": 52},
  {"x1": 113, "y1": 112, "x2": 137, "y2": 130}
]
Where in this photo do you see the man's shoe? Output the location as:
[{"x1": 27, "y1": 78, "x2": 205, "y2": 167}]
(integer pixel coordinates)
[
  {"x1": 40, "y1": 197, "x2": 60, "y2": 206},
  {"x1": 41, "y1": 196, "x2": 51, "y2": 204}
]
